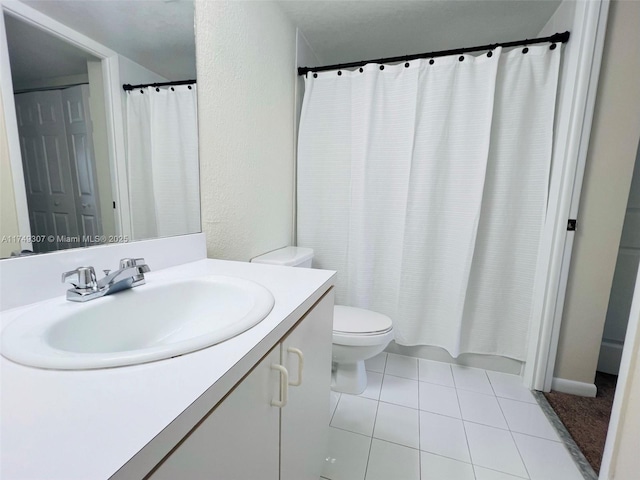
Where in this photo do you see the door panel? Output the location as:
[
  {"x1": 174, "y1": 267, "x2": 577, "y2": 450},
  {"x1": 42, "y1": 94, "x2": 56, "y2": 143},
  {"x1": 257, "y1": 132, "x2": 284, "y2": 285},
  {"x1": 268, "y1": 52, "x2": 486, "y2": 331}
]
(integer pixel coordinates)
[
  {"x1": 61, "y1": 85, "x2": 102, "y2": 242},
  {"x1": 15, "y1": 90, "x2": 79, "y2": 252},
  {"x1": 150, "y1": 347, "x2": 281, "y2": 480},
  {"x1": 280, "y1": 290, "x2": 334, "y2": 480}
]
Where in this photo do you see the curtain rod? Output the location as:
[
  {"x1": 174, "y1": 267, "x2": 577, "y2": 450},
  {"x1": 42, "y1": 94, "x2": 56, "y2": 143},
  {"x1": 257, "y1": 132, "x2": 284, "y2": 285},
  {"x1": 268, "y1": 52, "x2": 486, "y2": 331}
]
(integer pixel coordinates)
[
  {"x1": 298, "y1": 31, "x2": 570, "y2": 76},
  {"x1": 122, "y1": 79, "x2": 196, "y2": 91}
]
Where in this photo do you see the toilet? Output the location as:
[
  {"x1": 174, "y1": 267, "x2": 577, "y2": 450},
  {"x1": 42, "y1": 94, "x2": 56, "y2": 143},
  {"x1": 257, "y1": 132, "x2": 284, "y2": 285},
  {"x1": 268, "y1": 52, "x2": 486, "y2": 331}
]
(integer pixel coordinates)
[{"x1": 251, "y1": 246, "x2": 393, "y2": 394}]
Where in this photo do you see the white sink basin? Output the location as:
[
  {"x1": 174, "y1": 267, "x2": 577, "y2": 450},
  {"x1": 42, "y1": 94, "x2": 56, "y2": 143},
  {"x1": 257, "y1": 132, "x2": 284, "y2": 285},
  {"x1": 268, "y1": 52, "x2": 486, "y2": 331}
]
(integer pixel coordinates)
[{"x1": 1, "y1": 275, "x2": 274, "y2": 370}]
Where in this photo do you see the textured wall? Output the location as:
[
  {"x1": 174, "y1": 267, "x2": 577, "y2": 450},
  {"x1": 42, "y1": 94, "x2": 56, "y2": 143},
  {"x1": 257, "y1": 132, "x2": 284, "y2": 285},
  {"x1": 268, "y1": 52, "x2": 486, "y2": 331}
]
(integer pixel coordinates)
[
  {"x1": 195, "y1": 0, "x2": 296, "y2": 261},
  {"x1": 555, "y1": 0, "x2": 640, "y2": 384}
]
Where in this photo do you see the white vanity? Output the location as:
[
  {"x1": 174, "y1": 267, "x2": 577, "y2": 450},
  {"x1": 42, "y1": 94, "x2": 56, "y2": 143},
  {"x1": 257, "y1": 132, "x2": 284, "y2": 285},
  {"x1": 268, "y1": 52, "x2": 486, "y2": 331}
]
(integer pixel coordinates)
[{"x1": 0, "y1": 256, "x2": 335, "y2": 479}]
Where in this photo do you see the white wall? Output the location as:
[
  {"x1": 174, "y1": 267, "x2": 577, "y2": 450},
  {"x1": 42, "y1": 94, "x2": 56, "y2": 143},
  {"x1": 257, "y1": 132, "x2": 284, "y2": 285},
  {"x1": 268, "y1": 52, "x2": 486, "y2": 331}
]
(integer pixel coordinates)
[
  {"x1": 87, "y1": 59, "x2": 115, "y2": 237},
  {"x1": 0, "y1": 89, "x2": 20, "y2": 258},
  {"x1": 554, "y1": 0, "x2": 640, "y2": 385},
  {"x1": 600, "y1": 240, "x2": 640, "y2": 479},
  {"x1": 293, "y1": 29, "x2": 321, "y2": 244},
  {"x1": 195, "y1": 0, "x2": 296, "y2": 261},
  {"x1": 600, "y1": 140, "x2": 640, "y2": 374}
]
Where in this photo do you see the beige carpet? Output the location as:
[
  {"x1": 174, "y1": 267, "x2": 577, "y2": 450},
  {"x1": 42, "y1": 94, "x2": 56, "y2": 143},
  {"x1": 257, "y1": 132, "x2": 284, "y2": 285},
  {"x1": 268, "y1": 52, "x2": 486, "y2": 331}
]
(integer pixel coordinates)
[{"x1": 543, "y1": 372, "x2": 617, "y2": 474}]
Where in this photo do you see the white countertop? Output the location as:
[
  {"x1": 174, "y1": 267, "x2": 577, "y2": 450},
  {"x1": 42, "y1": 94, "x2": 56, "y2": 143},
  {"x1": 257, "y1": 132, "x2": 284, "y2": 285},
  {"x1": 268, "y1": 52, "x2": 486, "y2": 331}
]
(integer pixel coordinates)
[{"x1": 0, "y1": 259, "x2": 335, "y2": 480}]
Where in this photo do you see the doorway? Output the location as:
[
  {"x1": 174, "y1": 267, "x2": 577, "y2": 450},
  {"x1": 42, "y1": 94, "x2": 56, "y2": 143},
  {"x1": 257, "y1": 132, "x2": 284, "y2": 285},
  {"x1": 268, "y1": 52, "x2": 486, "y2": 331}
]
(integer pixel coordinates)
[{"x1": 14, "y1": 85, "x2": 102, "y2": 252}]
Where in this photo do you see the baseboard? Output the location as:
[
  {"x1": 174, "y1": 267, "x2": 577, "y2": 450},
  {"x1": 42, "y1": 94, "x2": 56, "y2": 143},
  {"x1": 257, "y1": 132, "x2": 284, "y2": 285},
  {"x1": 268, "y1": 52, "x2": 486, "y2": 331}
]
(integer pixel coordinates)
[
  {"x1": 551, "y1": 377, "x2": 597, "y2": 397},
  {"x1": 597, "y1": 339, "x2": 623, "y2": 375}
]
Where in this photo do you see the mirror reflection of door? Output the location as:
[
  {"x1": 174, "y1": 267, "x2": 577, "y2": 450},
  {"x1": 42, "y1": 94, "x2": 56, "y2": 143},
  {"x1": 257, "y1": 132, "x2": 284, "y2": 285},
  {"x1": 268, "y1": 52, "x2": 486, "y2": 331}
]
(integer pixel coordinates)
[
  {"x1": 4, "y1": 12, "x2": 111, "y2": 254},
  {"x1": 15, "y1": 85, "x2": 102, "y2": 252}
]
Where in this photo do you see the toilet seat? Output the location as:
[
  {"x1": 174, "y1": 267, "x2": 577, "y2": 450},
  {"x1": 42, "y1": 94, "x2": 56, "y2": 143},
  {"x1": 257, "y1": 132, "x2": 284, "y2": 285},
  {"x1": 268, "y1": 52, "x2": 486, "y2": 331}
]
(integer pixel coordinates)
[{"x1": 333, "y1": 305, "x2": 394, "y2": 346}]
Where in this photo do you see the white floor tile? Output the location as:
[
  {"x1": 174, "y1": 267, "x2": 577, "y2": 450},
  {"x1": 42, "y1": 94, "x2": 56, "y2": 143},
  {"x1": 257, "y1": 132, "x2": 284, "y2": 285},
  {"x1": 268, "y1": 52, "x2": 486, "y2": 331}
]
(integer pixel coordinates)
[
  {"x1": 359, "y1": 371, "x2": 383, "y2": 400},
  {"x1": 474, "y1": 466, "x2": 528, "y2": 480},
  {"x1": 373, "y1": 402, "x2": 419, "y2": 449},
  {"x1": 418, "y1": 359, "x2": 455, "y2": 387},
  {"x1": 451, "y1": 365, "x2": 494, "y2": 395},
  {"x1": 322, "y1": 427, "x2": 371, "y2": 480},
  {"x1": 420, "y1": 451, "x2": 475, "y2": 480},
  {"x1": 458, "y1": 390, "x2": 508, "y2": 429},
  {"x1": 419, "y1": 411, "x2": 471, "y2": 463},
  {"x1": 487, "y1": 371, "x2": 537, "y2": 404},
  {"x1": 513, "y1": 432, "x2": 583, "y2": 480},
  {"x1": 385, "y1": 353, "x2": 419, "y2": 380},
  {"x1": 331, "y1": 395, "x2": 379, "y2": 437},
  {"x1": 498, "y1": 398, "x2": 560, "y2": 441},
  {"x1": 418, "y1": 382, "x2": 461, "y2": 418},
  {"x1": 365, "y1": 352, "x2": 387, "y2": 373},
  {"x1": 464, "y1": 422, "x2": 528, "y2": 478},
  {"x1": 380, "y1": 374, "x2": 419, "y2": 409},
  {"x1": 330, "y1": 391, "x2": 341, "y2": 419},
  {"x1": 365, "y1": 439, "x2": 420, "y2": 480}
]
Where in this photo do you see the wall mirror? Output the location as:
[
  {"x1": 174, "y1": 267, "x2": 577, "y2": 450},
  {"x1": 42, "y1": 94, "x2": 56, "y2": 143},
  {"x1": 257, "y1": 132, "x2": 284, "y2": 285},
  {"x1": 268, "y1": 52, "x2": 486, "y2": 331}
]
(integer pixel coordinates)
[{"x1": 0, "y1": 0, "x2": 199, "y2": 258}]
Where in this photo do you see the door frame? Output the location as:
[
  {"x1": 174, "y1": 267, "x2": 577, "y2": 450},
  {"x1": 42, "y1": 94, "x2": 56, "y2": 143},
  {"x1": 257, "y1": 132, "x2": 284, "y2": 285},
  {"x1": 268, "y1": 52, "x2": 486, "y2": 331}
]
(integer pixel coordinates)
[
  {"x1": 523, "y1": 0, "x2": 610, "y2": 391},
  {"x1": 0, "y1": 0, "x2": 132, "y2": 242}
]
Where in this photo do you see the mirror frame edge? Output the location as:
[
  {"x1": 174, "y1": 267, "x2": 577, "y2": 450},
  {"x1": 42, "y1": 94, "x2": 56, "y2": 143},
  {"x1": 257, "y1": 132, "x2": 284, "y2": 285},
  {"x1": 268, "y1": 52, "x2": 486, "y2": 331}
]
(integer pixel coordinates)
[{"x1": 0, "y1": 0, "x2": 132, "y2": 256}]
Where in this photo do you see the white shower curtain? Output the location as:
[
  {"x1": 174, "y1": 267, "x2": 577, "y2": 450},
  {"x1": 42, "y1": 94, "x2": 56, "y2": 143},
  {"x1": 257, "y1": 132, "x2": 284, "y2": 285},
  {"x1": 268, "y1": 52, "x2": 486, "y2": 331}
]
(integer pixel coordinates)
[
  {"x1": 126, "y1": 85, "x2": 200, "y2": 240},
  {"x1": 297, "y1": 45, "x2": 561, "y2": 360}
]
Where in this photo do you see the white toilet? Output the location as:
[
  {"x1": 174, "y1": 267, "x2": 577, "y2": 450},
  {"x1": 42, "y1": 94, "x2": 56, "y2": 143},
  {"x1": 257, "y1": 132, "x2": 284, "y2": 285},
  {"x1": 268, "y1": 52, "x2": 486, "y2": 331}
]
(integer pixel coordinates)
[{"x1": 251, "y1": 246, "x2": 393, "y2": 394}]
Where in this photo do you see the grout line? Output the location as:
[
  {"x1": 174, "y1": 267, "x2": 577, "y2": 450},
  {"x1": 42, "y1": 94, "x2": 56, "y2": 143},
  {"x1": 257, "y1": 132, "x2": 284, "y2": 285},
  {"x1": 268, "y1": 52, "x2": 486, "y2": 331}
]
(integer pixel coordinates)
[
  {"x1": 454, "y1": 375, "x2": 475, "y2": 475},
  {"x1": 329, "y1": 393, "x2": 342, "y2": 425},
  {"x1": 362, "y1": 395, "x2": 381, "y2": 480},
  {"x1": 495, "y1": 397, "x2": 532, "y2": 480},
  {"x1": 383, "y1": 372, "x2": 420, "y2": 382}
]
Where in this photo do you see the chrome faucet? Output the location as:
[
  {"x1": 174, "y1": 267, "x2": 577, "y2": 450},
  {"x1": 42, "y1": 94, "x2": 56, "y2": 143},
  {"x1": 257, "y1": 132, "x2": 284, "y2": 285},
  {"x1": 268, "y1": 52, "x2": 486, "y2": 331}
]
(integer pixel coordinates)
[{"x1": 62, "y1": 258, "x2": 150, "y2": 302}]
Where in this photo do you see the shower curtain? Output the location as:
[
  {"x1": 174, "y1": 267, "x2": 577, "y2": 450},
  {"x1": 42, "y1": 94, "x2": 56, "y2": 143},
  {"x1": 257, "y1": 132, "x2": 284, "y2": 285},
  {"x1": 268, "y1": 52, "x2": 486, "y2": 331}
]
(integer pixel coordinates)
[
  {"x1": 126, "y1": 85, "x2": 200, "y2": 240},
  {"x1": 297, "y1": 45, "x2": 561, "y2": 361}
]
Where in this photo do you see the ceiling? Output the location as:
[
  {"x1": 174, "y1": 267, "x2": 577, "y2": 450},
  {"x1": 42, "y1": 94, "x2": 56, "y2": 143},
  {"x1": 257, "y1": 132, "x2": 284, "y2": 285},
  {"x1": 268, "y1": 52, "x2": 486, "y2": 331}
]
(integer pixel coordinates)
[
  {"x1": 4, "y1": 13, "x2": 98, "y2": 89},
  {"x1": 8, "y1": 1, "x2": 561, "y2": 84},
  {"x1": 20, "y1": 0, "x2": 196, "y2": 81},
  {"x1": 277, "y1": 0, "x2": 562, "y2": 66}
]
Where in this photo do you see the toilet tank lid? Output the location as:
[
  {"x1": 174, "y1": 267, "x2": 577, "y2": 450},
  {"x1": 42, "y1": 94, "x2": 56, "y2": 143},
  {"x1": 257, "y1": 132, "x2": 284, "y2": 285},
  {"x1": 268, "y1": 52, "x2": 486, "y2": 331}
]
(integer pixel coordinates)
[{"x1": 250, "y1": 246, "x2": 314, "y2": 266}]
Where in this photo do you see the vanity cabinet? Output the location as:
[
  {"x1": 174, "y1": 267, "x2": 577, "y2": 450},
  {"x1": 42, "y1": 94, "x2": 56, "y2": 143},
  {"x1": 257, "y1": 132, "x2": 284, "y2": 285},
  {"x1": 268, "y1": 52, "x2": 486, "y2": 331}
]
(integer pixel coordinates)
[{"x1": 148, "y1": 290, "x2": 334, "y2": 480}]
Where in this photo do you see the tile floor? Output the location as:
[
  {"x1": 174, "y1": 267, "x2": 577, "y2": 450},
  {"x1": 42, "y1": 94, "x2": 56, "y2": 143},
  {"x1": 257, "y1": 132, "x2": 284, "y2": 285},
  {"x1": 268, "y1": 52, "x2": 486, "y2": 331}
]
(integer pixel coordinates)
[{"x1": 321, "y1": 353, "x2": 584, "y2": 480}]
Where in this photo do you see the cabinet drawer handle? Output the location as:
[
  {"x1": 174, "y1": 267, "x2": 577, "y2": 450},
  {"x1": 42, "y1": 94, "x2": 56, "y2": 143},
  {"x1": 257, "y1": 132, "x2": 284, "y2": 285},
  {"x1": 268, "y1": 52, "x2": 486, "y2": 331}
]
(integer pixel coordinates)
[
  {"x1": 271, "y1": 364, "x2": 289, "y2": 408},
  {"x1": 287, "y1": 347, "x2": 304, "y2": 387}
]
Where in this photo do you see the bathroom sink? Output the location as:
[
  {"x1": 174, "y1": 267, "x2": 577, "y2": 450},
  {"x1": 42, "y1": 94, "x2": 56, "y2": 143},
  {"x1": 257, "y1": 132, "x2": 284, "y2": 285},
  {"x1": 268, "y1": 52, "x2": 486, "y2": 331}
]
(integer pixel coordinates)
[{"x1": 1, "y1": 276, "x2": 275, "y2": 370}]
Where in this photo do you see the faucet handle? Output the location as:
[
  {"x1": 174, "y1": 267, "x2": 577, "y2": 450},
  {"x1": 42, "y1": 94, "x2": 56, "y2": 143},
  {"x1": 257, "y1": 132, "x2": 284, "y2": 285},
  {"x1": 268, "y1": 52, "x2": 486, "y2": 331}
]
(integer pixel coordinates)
[
  {"x1": 119, "y1": 257, "x2": 146, "y2": 269},
  {"x1": 61, "y1": 266, "x2": 97, "y2": 289}
]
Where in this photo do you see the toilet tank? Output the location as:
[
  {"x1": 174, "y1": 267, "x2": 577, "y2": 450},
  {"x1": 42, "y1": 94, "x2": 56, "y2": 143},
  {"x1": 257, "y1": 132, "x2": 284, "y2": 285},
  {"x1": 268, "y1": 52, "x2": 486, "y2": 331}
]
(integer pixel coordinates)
[{"x1": 251, "y1": 246, "x2": 314, "y2": 268}]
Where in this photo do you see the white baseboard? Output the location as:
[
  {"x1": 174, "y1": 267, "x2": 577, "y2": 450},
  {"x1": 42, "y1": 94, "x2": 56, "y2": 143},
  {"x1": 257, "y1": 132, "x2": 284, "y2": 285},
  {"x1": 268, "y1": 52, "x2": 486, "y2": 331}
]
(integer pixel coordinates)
[
  {"x1": 551, "y1": 377, "x2": 597, "y2": 397},
  {"x1": 597, "y1": 339, "x2": 623, "y2": 375}
]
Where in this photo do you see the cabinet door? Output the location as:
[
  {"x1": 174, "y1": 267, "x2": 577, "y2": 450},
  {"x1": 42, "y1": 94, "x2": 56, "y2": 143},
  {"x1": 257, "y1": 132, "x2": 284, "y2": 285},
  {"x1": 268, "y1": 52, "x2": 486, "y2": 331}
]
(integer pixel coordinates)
[
  {"x1": 280, "y1": 290, "x2": 335, "y2": 480},
  {"x1": 149, "y1": 347, "x2": 282, "y2": 480}
]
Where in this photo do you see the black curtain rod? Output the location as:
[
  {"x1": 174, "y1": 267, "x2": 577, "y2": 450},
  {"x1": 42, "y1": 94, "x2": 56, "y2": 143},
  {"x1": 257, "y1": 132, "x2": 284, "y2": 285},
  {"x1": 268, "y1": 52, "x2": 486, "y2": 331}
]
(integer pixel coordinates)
[
  {"x1": 123, "y1": 79, "x2": 196, "y2": 91},
  {"x1": 298, "y1": 31, "x2": 570, "y2": 76}
]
